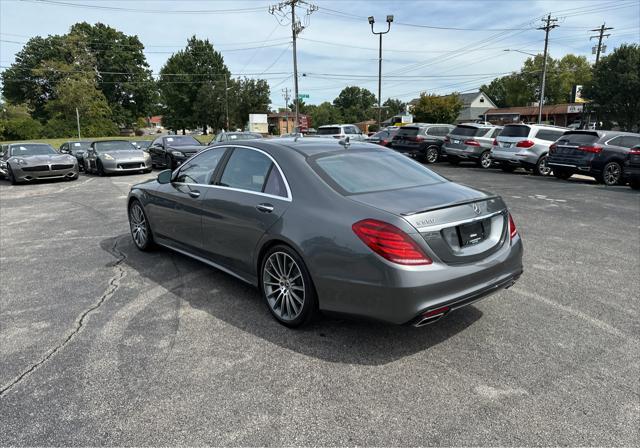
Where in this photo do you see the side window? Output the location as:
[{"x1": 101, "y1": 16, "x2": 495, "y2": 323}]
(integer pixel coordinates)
[
  {"x1": 151, "y1": 137, "x2": 162, "y2": 147},
  {"x1": 344, "y1": 126, "x2": 355, "y2": 135},
  {"x1": 426, "y1": 127, "x2": 437, "y2": 136},
  {"x1": 606, "y1": 136, "x2": 632, "y2": 147},
  {"x1": 490, "y1": 128, "x2": 501, "y2": 138},
  {"x1": 219, "y1": 147, "x2": 273, "y2": 193},
  {"x1": 174, "y1": 148, "x2": 226, "y2": 184},
  {"x1": 263, "y1": 166, "x2": 287, "y2": 198},
  {"x1": 624, "y1": 136, "x2": 640, "y2": 148}
]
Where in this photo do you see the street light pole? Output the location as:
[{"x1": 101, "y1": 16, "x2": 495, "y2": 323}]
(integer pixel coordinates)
[
  {"x1": 75, "y1": 107, "x2": 81, "y2": 140},
  {"x1": 369, "y1": 15, "x2": 393, "y2": 131}
]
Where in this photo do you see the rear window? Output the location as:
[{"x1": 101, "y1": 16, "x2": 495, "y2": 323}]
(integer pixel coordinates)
[
  {"x1": 535, "y1": 129, "x2": 565, "y2": 142},
  {"x1": 500, "y1": 125, "x2": 530, "y2": 138},
  {"x1": 396, "y1": 127, "x2": 420, "y2": 137},
  {"x1": 451, "y1": 125, "x2": 483, "y2": 137},
  {"x1": 557, "y1": 132, "x2": 599, "y2": 146},
  {"x1": 317, "y1": 127, "x2": 342, "y2": 135},
  {"x1": 313, "y1": 150, "x2": 445, "y2": 194}
]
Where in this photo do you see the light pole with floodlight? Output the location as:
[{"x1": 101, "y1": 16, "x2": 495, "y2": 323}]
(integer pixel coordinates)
[{"x1": 369, "y1": 15, "x2": 393, "y2": 131}]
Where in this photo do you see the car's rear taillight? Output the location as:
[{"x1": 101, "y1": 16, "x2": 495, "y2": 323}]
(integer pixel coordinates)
[
  {"x1": 464, "y1": 139, "x2": 481, "y2": 147},
  {"x1": 508, "y1": 213, "x2": 518, "y2": 240},
  {"x1": 444, "y1": 136, "x2": 450, "y2": 143},
  {"x1": 492, "y1": 138, "x2": 498, "y2": 146},
  {"x1": 549, "y1": 143, "x2": 557, "y2": 154},
  {"x1": 516, "y1": 140, "x2": 535, "y2": 148},
  {"x1": 352, "y1": 219, "x2": 433, "y2": 266},
  {"x1": 578, "y1": 144, "x2": 603, "y2": 153},
  {"x1": 630, "y1": 148, "x2": 640, "y2": 155}
]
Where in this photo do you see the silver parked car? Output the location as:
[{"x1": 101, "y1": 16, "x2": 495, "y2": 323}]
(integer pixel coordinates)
[
  {"x1": 0, "y1": 143, "x2": 78, "y2": 184},
  {"x1": 84, "y1": 140, "x2": 152, "y2": 176},
  {"x1": 316, "y1": 124, "x2": 367, "y2": 141},
  {"x1": 127, "y1": 138, "x2": 523, "y2": 328},
  {"x1": 491, "y1": 124, "x2": 567, "y2": 176},
  {"x1": 209, "y1": 131, "x2": 263, "y2": 144},
  {"x1": 442, "y1": 123, "x2": 502, "y2": 168}
]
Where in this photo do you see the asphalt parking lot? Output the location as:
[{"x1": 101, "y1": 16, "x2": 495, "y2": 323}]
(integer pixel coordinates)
[{"x1": 0, "y1": 164, "x2": 638, "y2": 446}]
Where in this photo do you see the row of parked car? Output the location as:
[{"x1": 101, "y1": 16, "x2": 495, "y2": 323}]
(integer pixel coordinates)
[{"x1": 366, "y1": 122, "x2": 640, "y2": 190}]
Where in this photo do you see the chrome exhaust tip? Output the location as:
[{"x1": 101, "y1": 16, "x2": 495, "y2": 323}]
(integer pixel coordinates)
[{"x1": 412, "y1": 305, "x2": 450, "y2": 327}]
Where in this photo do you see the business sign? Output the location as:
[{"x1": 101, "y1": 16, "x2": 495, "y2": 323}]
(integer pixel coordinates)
[
  {"x1": 571, "y1": 85, "x2": 588, "y2": 104},
  {"x1": 567, "y1": 104, "x2": 584, "y2": 114},
  {"x1": 248, "y1": 114, "x2": 268, "y2": 133},
  {"x1": 299, "y1": 115, "x2": 309, "y2": 131}
]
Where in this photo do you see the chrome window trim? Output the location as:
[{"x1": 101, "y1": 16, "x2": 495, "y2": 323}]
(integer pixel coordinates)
[{"x1": 173, "y1": 144, "x2": 293, "y2": 202}]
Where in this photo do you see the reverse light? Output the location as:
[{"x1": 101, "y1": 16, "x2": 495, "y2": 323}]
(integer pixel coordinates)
[
  {"x1": 516, "y1": 140, "x2": 535, "y2": 148},
  {"x1": 464, "y1": 139, "x2": 481, "y2": 147},
  {"x1": 352, "y1": 219, "x2": 432, "y2": 266},
  {"x1": 578, "y1": 144, "x2": 603, "y2": 154},
  {"x1": 508, "y1": 213, "x2": 518, "y2": 240}
]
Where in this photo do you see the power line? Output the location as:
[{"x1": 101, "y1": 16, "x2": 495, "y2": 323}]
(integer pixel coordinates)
[
  {"x1": 590, "y1": 24, "x2": 614, "y2": 64},
  {"x1": 18, "y1": 0, "x2": 266, "y2": 14}
]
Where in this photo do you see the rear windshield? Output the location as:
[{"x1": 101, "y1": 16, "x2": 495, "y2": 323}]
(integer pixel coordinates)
[
  {"x1": 500, "y1": 125, "x2": 530, "y2": 138},
  {"x1": 94, "y1": 141, "x2": 136, "y2": 152},
  {"x1": 556, "y1": 132, "x2": 599, "y2": 146},
  {"x1": 396, "y1": 127, "x2": 420, "y2": 136},
  {"x1": 317, "y1": 127, "x2": 341, "y2": 135},
  {"x1": 10, "y1": 144, "x2": 57, "y2": 156},
  {"x1": 451, "y1": 125, "x2": 484, "y2": 137},
  {"x1": 227, "y1": 133, "x2": 262, "y2": 140},
  {"x1": 314, "y1": 150, "x2": 445, "y2": 194}
]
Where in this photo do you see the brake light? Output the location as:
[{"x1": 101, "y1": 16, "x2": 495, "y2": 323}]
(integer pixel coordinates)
[
  {"x1": 516, "y1": 140, "x2": 535, "y2": 148},
  {"x1": 444, "y1": 136, "x2": 450, "y2": 143},
  {"x1": 352, "y1": 219, "x2": 433, "y2": 266},
  {"x1": 630, "y1": 148, "x2": 640, "y2": 155},
  {"x1": 549, "y1": 143, "x2": 557, "y2": 153},
  {"x1": 578, "y1": 145, "x2": 603, "y2": 153},
  {"x1": 492, "y1": 138, "x2": 498, "y2": 146},
  {"x1": 508, "y1": 213, "x2": 518, "y2": 240},
  {"x1": 464, "y1": 139, "x2": 480, "y2": 147}
]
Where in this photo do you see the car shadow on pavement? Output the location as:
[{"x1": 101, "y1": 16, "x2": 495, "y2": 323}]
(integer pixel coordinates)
[{"x1": 101, "y1": 235, "x2": 483, "y2": 366}]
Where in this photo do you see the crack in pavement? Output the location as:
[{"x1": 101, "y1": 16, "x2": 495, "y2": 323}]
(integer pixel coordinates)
[{"x1": 0, "y1": 237, "x2": 128, "y2": 397}]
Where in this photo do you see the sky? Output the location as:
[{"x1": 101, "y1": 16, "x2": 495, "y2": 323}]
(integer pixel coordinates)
[{"x1": 0, "y1": 0, "x2": 639, "y2": 110}]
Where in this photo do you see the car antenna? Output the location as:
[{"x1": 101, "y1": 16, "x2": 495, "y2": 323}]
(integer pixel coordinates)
[{"x1": 338, "y1": 136, "x2": 350, "y2": 149}]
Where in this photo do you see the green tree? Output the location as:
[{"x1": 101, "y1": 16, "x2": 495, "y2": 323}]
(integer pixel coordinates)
[
  {"x1": 412, "y1": 93, "x2": 463, "y2": 123},
  {"x1": 583, "y1": 44, "x2": 640, "y2": 131},
  {"x1": 229, "y1": 78, "x2": 271, "y2": 130},
  {"x1": 193, "y1": 83, "x2": 225, "y2": 133},
  {"x1": 159, "y1": 36, "x2": 229, "y2": 133},
  {"x1": 44, "y1": 76, "x2": 118, "y2": 138},
  {"x1": 0, "y1": 102, "x2": 43, "y2": 140},
  {"x1": 305, "y1": 102, "x2": 343, "y2": 127},
  {"x1": 333, "y1": 86, "x2": 376, "y2": 123},
  {"x1": 382, "y1": 98, "x2": 406, "y2": 120}
]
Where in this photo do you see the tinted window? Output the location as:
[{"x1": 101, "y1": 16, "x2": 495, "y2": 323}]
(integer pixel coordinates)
[
  {"x1": 557, "y1": 132, "x2": 599, "y2": 146},
  {"x1": 396, "y1": 127, "x2": 419, "y2": 137},
  {"x1": 317, "y1": 127, "x2": 342, "y2": 135},
  {"x1": 608, "y1": 135, "x2": 640, "y2": 148},
  {"x1": 164, "y1": 136, "x2": 200, "y2": 146},
  {"x1": 490, "y1": 128, "x2": 502, "y2": 138},
  {"x1": 535, "y1": 129, "x2": 564, "y2": 142},
  {"x1": 500, "y1": 125, "x2": 530, "y2": 138},
  {"x1": 314, "y1": 151, "x2": 445, "y2": 194},
  {"x1": 219, "y1": 148, "x2": 273, "y2": 192},
  {"x1": 451, "y1": 125, "x2": 483, "y2": 137},
  {"x1": 263, "y1": 166, "x2": 287, "y2": 198},
  {"x1": 94, "y1": 141, "x2": 136, "y2": 152},
  {"x1": 10, "y1": 144, "x2": 57, "y2": 156},
  {"x1": 175, "y1": 148, "x2": 226, "y2": 184}
]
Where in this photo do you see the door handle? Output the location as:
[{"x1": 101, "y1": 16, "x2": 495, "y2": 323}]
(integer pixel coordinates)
[
  {"x1": 188, "y1": 190, "x2": 201, "y2": 198},
  {"x1": 256, "y1": 203, "x2": 274, "y2": 213}
]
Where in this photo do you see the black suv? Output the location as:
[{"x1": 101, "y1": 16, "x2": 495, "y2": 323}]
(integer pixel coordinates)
[
  {"x1": 390, "y1": 123, "x2": 454, "y2": 163},
  {"x1": 624, "y1": 144, "x2": 640, "y2": 190},
  {"x1": 548, "y1": 130, "x2": 640, "y2": 185}
]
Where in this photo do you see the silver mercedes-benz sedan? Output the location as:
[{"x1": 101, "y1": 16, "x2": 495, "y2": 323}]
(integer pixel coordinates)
[
  {"x1": 127, "y1": 138, "x2": 523, "y2": 328},
  {"x1": 0, "y1": 143, "x2": 78, "y2": 184},
  {"x1": 84, "y1": 140, "x2": 152, "y2": 175}
]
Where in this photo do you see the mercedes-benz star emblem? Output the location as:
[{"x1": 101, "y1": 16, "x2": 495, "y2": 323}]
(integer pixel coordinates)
[{"x1": 472, "y1": 203, "x2": 481, "y2": 215}]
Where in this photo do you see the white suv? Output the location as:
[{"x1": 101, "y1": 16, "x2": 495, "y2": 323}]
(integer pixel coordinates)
[
  {"x1": 316, "y1": 124, "x2": 366, "y2": 141},
  {"x1": 491, "y1": 124, "x2": 568, "y2": 176}
]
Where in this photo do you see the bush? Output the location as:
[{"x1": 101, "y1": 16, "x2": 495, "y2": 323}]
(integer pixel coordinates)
[
  {"x1": 2, "y1": 117, "x2": 43, "y2": 140},
  {"x1": 368, "y1": 124, "x2": 379, "y2": 133}
]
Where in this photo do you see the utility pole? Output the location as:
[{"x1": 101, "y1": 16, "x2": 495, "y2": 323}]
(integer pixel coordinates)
[
  {"x1": 537, "y1": 14, "x2": 559, "y2": 124},
  {"x1": 269, "y1": 0, "x2": 317, "y2": 132},
  {"x1": 225, "y1": 75, "x2": 230, "y2": 131},
  {"x1": 369, "y1": 15, "x2": 394, "y2": 131},
  {"x1": 282, "y1": 87, "x2": 291, "y2": 133},
  {"x1": 75, "y1": 107, "x2": 81, "y2": 140},
  {"x1": 590, "y1": 23, "x2": 613, "y2": 64}
]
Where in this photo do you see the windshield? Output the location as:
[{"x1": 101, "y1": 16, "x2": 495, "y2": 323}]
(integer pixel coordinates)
[
  {"x1": 94, "y1": 141, "x2": 136, "y2": 152},
  {"x1": 10, "y1": 144, "x2": 57, "y2": 156},
  {"x1": 314, "y1": 150, "x2": 445, "y2": 194},
  {"x1": 165, "y1": 136, "x2": 200, "y2": 146},
  {"x1": 451, "y1": 125, "x2": 484, "y2": 137},
  {"x1": 133, "y1": 141, "x2": 151, "y2": 149},
  {"x1": 500, "y1": 125, "x2": 530, "y2": 138},
  {"x1": 317, "y1": 127, "x2": 341, "y2": 135},
  {"x1": 69, "y1": 142, "x2": 92, "y2": 150}
]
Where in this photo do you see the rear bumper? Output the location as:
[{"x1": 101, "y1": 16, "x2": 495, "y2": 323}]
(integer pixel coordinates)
[
  {"x1": 491, "y1": 149, "x2": 539, "y2": 166},
  {"x1": 443, "y1": 144, "x2": 484, "y2": 159},
  {"x1": 623, "y1": 163, "x2": 640, "y2": 181},
  {"x1": 314, "y1": 237, "x2": 524, "y2": 325}
]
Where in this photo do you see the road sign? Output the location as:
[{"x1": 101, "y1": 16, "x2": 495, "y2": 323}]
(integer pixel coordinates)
[{"x1": 298, "y1": 94, "x2": 309, "y2": 99}]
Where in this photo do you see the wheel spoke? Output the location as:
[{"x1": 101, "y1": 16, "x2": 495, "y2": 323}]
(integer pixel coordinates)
[{"x1": 290, "y1": 290, "x2": 304, "y2": 305}]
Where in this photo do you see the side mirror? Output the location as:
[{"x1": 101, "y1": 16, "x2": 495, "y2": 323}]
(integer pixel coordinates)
[{"x1": 157, "y1": 169, "x2": 172, "y2": 184}]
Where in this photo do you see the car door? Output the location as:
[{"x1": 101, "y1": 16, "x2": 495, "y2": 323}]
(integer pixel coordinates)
[
  {"x1": 146, "y1": 147, "x2": 229, "y2": 254},
  {"x1": 148, "y1": 137, "x2": 164, "y2": 165},
  {"x1": 200, "y1": 146, "x2": 291, "y2": 277}
]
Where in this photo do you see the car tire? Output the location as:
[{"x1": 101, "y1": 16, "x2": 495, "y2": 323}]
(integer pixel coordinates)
[
  {"x1": 601, "y1": 161, "x2": 623, "y2": 186},
  {"x1": 424, "y1": 146, "x2": 439, "y2": 164},
  {"x1": 553, "y1": 169, "x2": 573, "y2": 180},
  {"x1": 128, "y1": 200, "x2": 155, "y2": 251},
  {"x1": 535, "y1": 155, "x2": 551, "y2": 176},
  {"x1": 260, "y1": 244, "x2": 318, "y2": 328},
  {"x1": 448, "y1": 156, "x2": 460, "y2": 165},
  {"x1": 96, "y1": 160, "x2": 105, "y2": 176},
  {"x1": 7, "y1": 164, "x2": 18, "y2": 185},
  {"x1": 477, "y1": 151, "x2": 492, "y2": 169},
  {"x1": 630, "y1": 179, "x2": 640, "y2": 190},
  {"x1": 501, "y1": 165, "x2": 515, "y2": 173}
]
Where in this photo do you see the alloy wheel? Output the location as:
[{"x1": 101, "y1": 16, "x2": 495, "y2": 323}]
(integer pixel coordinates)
[
  {"x1": 263, "y1": 251, "x2": 305, "y2": 321},
  {"x1": 537, "y1": 156, "x2": 551, "y2": 176},
  {"x1": 480, "y1": 151, "x2": 492, "y2": 169},
  {"x1": 426, "y1": 147, "x2": 439, "y2": 164},
  {"x1": 603, "y1": 162, "x2": 621, "y2": 186},
  {"x1": 129, "y1": 203, "x2": 148, "y2": 248}
]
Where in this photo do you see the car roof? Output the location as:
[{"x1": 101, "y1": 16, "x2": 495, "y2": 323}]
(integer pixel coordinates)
[
  {"x1": 217, "y1": 137, "x2": 381, "y2": 158},
  {"x1": 564, "y1": 130, "x2": 640, "y2": 139},
  {"x1": 8, "y1": 142, "x2": 52, "y2": 147},
  {"x1": 318, "y1": 124, "x2": 349, "y2": 128}
]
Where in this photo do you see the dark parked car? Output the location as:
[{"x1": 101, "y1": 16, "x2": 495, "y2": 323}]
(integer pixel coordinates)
[
  {"x1": 147, "y1": 135, "x2": 204, "y2": 170},
  {"x1": 390, "y1": 124, "x2": 454, "y2": 163},
  {"x1": 442, "y1": 124, "x2": 502, "y2": 169},
  {"x1": 366, "y1": 128, "x2": 398, "y2": 147},
  {"x1": 209, "y1": 131, "x2": 263, "y2": 144},
  {"x1": 623, "y1": 144, "x2": 640, "y2": 190},
  {"x1": 0, "y1": 143, "x2": 78, "y2": 184},
  {"x1": 548, "y1": 131, "x2": 640, "y2": 185},
  {"x1": 59, "y1": 141, "x2": 91, "y2": 170},
  {"x1": 127, "y1": 138, "x2": 523, "y2": 328}
]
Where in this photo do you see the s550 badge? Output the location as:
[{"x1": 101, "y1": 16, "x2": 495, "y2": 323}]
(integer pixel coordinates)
[{"x1": 415, "y1": 218, "x2": 436, "y2": 227}]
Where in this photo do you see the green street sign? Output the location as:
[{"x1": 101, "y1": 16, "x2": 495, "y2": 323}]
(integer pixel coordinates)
[{"x1": 298, "y1": 94, "x2": 309, "y2": 99}]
